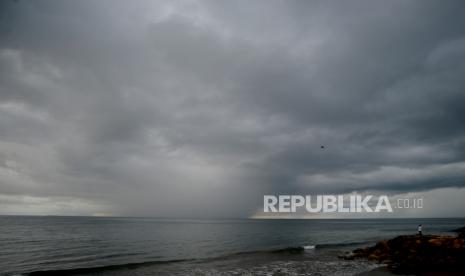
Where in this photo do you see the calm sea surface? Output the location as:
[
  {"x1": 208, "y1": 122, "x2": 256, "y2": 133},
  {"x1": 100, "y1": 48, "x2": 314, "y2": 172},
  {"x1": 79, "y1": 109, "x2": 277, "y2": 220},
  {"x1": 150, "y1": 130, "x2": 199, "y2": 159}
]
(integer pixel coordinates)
[{"x1": 1, "y1": 216, "x2": 464, "y2": 275}]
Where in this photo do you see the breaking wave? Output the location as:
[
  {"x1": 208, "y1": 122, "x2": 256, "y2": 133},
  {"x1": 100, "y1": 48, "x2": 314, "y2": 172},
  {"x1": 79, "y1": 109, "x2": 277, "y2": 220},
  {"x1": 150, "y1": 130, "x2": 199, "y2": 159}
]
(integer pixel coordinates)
[{"x1": 26, "y1": 241, "x2": 370, "y2": 275}]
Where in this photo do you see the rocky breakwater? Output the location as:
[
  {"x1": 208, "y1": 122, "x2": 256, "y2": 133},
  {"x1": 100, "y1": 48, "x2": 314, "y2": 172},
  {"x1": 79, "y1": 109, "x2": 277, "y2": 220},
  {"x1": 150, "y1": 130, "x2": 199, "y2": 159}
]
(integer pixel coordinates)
[{"x1": 343, "y1": 228, "x2": 465, "y2": 273}]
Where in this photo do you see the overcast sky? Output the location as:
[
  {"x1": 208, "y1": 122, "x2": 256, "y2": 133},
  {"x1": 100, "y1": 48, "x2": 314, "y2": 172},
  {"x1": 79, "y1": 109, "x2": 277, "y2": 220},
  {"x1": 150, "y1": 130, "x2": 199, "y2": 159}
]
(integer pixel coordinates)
[{"x1": 1, "y1": 0, "x2": 465, "y2": 218}]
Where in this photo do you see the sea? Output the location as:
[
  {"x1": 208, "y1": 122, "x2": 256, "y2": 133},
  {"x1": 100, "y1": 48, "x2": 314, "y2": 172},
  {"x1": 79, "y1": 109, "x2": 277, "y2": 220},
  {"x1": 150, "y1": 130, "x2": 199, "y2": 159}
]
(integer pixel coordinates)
[{"x1": 1, "y1": 216, "x2": 464, "y2": 275}]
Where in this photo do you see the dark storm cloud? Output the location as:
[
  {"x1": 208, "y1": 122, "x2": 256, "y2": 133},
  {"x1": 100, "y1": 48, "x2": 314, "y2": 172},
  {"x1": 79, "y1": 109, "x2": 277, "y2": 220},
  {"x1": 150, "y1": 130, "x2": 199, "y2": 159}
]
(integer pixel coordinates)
[{"x1": 1, "y1": 0, "x2": 465, "y2": 217}]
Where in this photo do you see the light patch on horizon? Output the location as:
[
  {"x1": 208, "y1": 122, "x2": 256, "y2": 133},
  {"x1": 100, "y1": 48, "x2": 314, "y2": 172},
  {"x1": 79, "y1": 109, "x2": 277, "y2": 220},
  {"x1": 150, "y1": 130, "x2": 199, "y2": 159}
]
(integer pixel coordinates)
[{"x1": 0, "y1": 194, "x2": 113, "y2": 216}]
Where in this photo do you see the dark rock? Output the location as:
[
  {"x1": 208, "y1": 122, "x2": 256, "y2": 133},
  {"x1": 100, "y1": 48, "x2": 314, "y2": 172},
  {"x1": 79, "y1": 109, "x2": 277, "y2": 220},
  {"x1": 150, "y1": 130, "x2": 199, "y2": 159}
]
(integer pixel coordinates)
[
  {"x1": 453, "y1": 226, "x2": 465, "y2": 238},
  {"x1": 349, "y1": 233, "x2": 465, "y2": 273}
]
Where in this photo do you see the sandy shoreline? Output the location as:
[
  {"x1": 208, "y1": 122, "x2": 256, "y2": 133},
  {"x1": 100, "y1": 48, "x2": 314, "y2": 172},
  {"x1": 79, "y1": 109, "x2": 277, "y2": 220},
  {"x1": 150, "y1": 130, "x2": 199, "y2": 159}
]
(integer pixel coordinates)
[
  {"x1": 358, "y1": 266, "x2": 465, "y2": 276},
  {"x1": 356, "y1": 266, "x2": 394, "y2": 276}
]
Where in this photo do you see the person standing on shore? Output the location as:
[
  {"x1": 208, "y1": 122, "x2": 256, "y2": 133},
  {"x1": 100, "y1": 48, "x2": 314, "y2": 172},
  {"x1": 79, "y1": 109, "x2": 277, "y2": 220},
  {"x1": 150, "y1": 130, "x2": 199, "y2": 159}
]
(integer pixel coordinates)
[{"x1": 418, "y1": 224, "x2": 422, "y2": 236}]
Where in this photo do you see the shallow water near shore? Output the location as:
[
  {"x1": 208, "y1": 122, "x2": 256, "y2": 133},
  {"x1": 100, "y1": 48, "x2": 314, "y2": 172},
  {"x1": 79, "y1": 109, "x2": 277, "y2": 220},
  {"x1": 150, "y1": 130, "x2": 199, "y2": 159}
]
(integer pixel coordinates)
[{"x1": 1, "y1": 216, "x2": 464, "y2": 275}]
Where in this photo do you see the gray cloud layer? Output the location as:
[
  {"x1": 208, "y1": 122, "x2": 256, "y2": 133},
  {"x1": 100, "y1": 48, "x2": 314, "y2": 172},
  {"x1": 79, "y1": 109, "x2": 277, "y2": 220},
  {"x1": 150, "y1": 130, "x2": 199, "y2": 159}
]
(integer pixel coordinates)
[{"x1": 1, "y1": 0, "x2": 465, "y2": 217}]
